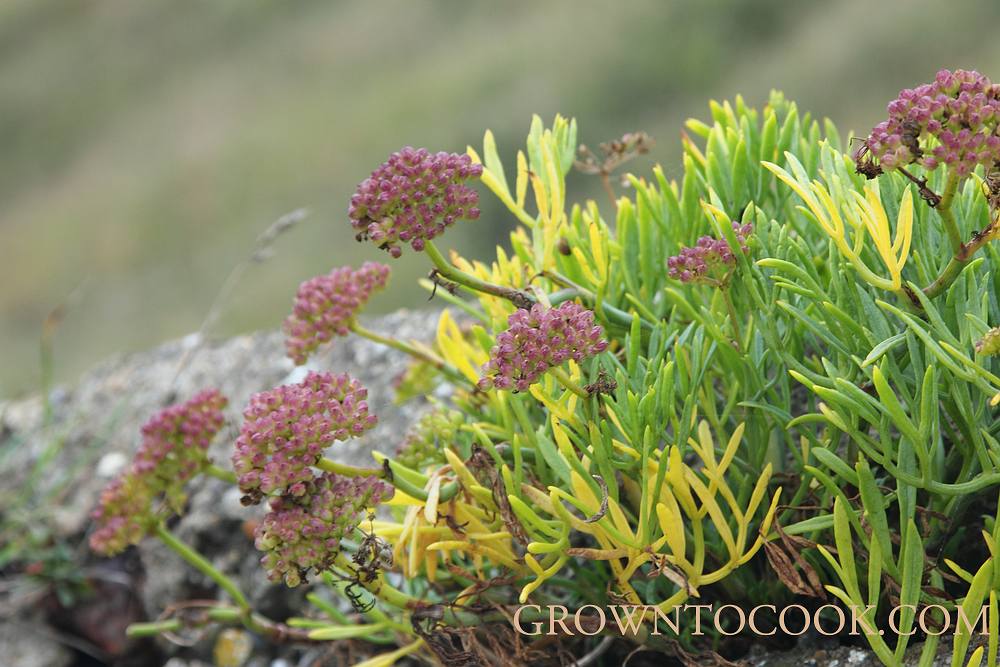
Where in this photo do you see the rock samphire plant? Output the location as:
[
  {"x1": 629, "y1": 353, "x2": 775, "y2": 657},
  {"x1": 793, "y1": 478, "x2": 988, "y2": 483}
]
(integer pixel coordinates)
[{"x1": 91, "y1": 71, "x2": 1000, "y2": 666}]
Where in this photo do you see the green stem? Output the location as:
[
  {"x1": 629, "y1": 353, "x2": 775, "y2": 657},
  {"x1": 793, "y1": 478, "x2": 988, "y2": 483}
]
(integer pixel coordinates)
[
  {"x1": 127, "y1": 607, "x2": 242, "y2": 637},
  {"x1": 349, "y1": 321, "x2": 469, "y2": 386},
  {"x1": 126, "y1": 605, "x2": 314, "y2": 642},
  {"x1": 154, "y1": 522, "x2": 249, "y2": 610},
  {"x1": 549, "y1": 367, "x2": 590, "y2": 399},
  {"x1": 383, "y1": 457, "x2": 460, "y2": 503},
  {"x1": 424, "y1": 240, "x2": 534, "y2": 309},
  {"x1": 720, "y1": 288, "x2": 742, "y2": 352},
  {"x1": 547, "y1": 283, "x2": 654, "y2": 331},
  {"x1": 203, "y1": 462, "x2": 237, "y2": 484},
  {"x1": 937, "y1": 171, "x2": 962, "y2": 254},
  {"x1": 329, "y1": 555, "x2": 552, "y2": 628},
  {"x1": 923, "y1": 216, "x2": 999, "y2": 298},
  {"x1": 317, "y1": 457, "x2": 383, "y2": 478},
  {"x1": 426, "y1": 243, "x2": 650, "y2": 333}
]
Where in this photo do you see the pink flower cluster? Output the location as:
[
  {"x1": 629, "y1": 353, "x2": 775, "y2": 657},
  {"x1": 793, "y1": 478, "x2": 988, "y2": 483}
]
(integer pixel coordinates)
[
  {"x1": 283, "y1": 262, "x2": 390, "y2": 365},
  {"x1": 864, "y1": 69, "x2": 1000, "y2": 177},
  {"x1": 255, "y1": 473, "x2": 391, "y2": 586},
  {"x1": 89, "y1": 474, "x2": 155, "y2": 556},
  {"x1": 349, "y1": 147, "x2": 483, "y2": 257},
  {"x1": 232, "y1": 372, "x2": 376, "y2": 505},
  {"x1": 478, "y1": 302, "x2": 608, "y2": 392},
  {"x1": 90, "y1": 390, "x2": 228, "y2": 555},
  {"x1": 667, "y1": 222, "x2": 752, "y2": 284}
]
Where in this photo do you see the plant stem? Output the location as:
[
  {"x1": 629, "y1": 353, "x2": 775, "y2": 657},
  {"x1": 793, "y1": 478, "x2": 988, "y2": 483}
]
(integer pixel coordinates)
[
  {"x1": 349, "y1": 321, "x2": 468, "y2": 386},
  {"x1": 329, "y1": 555, "x2": 553, "y2": 628},
  {"x1": 154, "y1": 522, "x2": 249, "y2": 610},
  {"x1": 936, "y1": 171, "x2": 962, "y2": 254},
  {"x1": 720, "y1": 288, "x2": 742, "y2": 352},
  {"x1": 550, "y1": 367, "x2": 590, "y2": 399},
  {"x1": 423, "y1": 240, "x2": 534, "y2": 309},
  {"x1": 317, "y1": 458, "x2": 384, "y2": 478},
  {"x1": 377, "y1": 456, "x2": 460, "y2": 503},
  {"x1": 923, "y1": 216, "x2": 999, "y2": 298},
  {"x1": 599, "y1": 172, "x2": 618, "y2": 211},
  {"x1": 547, "y1": 284, "x2": 654, "y2": 331},
  {"x1": 126, "y1": 605, "x2": 315, "y2": 642},
  {"x1": 126, "y1": 606, "x2": 242, "y2": 637},
  {"x1": 203, "y1": 462, "x2": 237, "y2": 484}
]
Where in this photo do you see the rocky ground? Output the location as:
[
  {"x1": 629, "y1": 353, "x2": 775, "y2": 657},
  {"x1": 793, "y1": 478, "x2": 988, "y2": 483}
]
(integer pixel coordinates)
[{"x1": 0, "y1": 310, "x2": 971, "y2": 666}]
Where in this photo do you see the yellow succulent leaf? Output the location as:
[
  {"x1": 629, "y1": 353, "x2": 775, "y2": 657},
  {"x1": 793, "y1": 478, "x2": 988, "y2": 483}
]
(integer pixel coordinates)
[
  {"x1": 744, "y1": 463, "x2": 774, "y2": 521},
  {"x1": 569, "y1": 471, "x2": 602, "y2": 517},
  {"x1": 427, "y1": 540, "x2": 525, "y2": 573},
  {"x1": 382, "y1": 490, "x2": 423, "y2": 507},
  {"x1": 665, "y1": 447, "x2": 697, "y2": 516},
  {"x1": 719, "y1": 423, "x2": 744, "y2": 477},
  {"x1": 435, "y1": 310, "x2": 486, "y2": 382},
  {"x1": 442, "y1": 449, "x2": 487, "y2": 499},
  {"x1": 894, "y1": 188, "x2": 914, "y2": 266},
  {"x1": 424, "y1": 475, "x2": 442, "y2": 524},
  {"x1": 656, "y1": 501, "x2": 687, "y2": 560},
  {"x1": 519, "y1": 554, "x2": 568, "y2": 603},
  {"x1": 516, "y1": 150, "x2": 529, "y2": 210},
  {"x1": 351, "y1": 640, "x2": 424, "y2": 667},
  {"x1": 686, "y1": 474, "x2": 738, "y2": 558},
  {"x1": 588, "y1": 222, "x2": 606, "y2": 277}
]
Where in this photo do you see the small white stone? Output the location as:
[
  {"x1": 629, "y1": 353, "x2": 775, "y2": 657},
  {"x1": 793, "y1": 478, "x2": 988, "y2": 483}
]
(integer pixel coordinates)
[
  {"x1": 181, "y1": 332, "x2": 203, "y2": 349},
  {"x1": 847, "y1": 649, "x2": 868, "y2": 665},
  {"x1": 220, "y1": 486, "x2": 249, "y2": 520},
  {"x1": 96, "y1": 451, "x2": 128, "y2": 477}
]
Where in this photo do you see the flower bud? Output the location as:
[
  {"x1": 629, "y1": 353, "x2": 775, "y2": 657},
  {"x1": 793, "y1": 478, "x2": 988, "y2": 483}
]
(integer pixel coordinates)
[
  {"x1": 349, "y1": 147, "x2": 483, "y2": 257},
  {"x1": 284, "y1": 262, "x2": 390, "y2": 365},
  {"x1": 479, "y1": 302, "x2": 608, "y2": 392}
]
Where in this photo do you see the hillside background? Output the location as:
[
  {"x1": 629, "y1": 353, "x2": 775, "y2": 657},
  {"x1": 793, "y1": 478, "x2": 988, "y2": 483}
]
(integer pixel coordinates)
[{"x1": 4, "y1": 0, "x2": 1000, "y2": 397}]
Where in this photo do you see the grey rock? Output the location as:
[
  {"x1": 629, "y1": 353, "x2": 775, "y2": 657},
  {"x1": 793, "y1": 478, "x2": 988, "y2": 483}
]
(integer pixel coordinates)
[
  {"x1": 0, "y1": 616, "x2": 74, "y2": 667},
  {"x1": 0, "y1": 309, "x2": 443, "y2": 664}
]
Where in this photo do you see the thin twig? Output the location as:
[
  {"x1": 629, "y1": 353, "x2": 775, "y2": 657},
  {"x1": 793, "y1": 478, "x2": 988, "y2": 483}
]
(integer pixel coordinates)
[{"x1": 169, "y1": 208, "x2": 308, "y2": 390}]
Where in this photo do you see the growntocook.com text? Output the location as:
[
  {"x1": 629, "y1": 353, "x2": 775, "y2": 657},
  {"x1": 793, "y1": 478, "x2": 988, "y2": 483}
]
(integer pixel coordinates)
[{"x1": 512, "y1": 604, "x2": 991, "y2": 637}]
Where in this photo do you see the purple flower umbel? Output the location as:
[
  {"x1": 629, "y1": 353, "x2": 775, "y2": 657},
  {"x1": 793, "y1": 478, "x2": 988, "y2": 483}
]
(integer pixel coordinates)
[
  {"x1": 478, "y1": 302, "x2": 608, "y2": 392},
  {"x1": 862, "y1": 69, "x2": 1000, "y2": 177},
  {"x1": 90, "y1": 390, "x2": 228, "y2": 555},
  {"x1": 349, "y1": 147, "x2": 483, "y2": 258},
  {"x1": 255, "y1": 473, "x2": 391, "y2": 587},
  {"x1": 667, "y1": 222, "x2": 752, "y2": 285},
  {"x1": 284, "y1": 262, "x2": 390, "y2": 365},
  {"x1": 232, "y1": 372, "x2": 376, "y2": 505}
]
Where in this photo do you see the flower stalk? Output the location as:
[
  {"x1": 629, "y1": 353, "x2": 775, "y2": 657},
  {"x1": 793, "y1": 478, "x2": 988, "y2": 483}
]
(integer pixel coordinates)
[
  {"x1": 154, "y1": 522, "x2": 249, "y2": 611},
  {"x1": 424, "y1": 240, "x2": 534, "y2": 309},
  {"x1": 348, "y1": 321, "x2": 467, "y2": 386}
]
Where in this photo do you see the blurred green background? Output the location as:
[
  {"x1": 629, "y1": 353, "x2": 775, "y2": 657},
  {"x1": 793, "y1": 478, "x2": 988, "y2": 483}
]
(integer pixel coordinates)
[{"x1": 3, "y1": 0, "x2": 1000, "y2": 398}]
